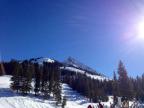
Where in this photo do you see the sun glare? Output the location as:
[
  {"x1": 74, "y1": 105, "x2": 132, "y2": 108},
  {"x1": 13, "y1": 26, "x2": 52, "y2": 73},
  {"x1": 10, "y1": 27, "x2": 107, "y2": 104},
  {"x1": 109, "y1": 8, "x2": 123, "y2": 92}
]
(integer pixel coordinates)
[{"x1": 137, "y1": 19, "x2": 144, "y2": 39}]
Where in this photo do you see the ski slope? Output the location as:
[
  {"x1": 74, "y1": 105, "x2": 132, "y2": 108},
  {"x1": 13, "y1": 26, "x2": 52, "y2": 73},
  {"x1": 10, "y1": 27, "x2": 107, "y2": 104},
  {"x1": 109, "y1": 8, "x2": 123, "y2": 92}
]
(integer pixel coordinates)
[
  {"x1": 1, "y1": 75, "x2": 142, "y2": 108},
  {"x1": 0, "y1": 75, "x2": 89, "y2": 108},
  {"x1": 0, "y1": 75, "x2": 112, "y2": 108}
]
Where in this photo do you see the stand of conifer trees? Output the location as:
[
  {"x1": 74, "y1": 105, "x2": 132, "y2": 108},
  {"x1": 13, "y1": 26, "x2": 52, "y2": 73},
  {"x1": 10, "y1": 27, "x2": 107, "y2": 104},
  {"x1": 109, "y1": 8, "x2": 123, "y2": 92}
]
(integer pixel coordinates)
[
  {"x1": 61, "y1": 70, "x2": 109, "y2": 102},
  {"x1": 61, "y1": 60, "x2": 144, "y2": 103},
  {"x1": 10, "y1": 60, "x2": 62, "y2": 104},
  {"x1": 8, "y1": 59, "x2": 144, "y2": 103},
  {"x1": 112, "y1": 61, "x2": 144, "y2": 102}
]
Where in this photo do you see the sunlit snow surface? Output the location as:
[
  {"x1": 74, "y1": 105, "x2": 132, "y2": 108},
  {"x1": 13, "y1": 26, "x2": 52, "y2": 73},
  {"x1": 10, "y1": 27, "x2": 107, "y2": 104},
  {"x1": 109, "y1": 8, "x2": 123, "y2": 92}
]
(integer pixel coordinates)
[
  {"x1": 0, "y1": 76, "x2": 104, "y2": 108},
  {"x1": 62, "y1": 66, "x2": 109, "y2": 81},
  {"x1": 0, "y1": 75, "x2": 143, "y2": 108}
]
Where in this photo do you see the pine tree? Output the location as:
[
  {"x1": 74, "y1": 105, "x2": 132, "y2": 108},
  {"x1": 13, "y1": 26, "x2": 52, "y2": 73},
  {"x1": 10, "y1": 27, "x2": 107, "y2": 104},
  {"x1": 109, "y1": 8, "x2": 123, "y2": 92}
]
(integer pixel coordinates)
[
  {"x1": 34, "y1": 63, "x2": 41, "y2": 96},
  {"x1": 53, "y1": 63, "x2": 61, "y2": 105},
  {"x1": 135, "y1": 75, "x2": 144, "y2": 102},
  {"x1": 27, "y1": 62, "x2": 34, "y2": 92},
  {"x1": 0, "y1": 61, "x2": 5, "y2": 76},
  {"x1": 141, "y1": 74, "x2": 144, "y2": 101},
  {"x1": 41, "y1": 62, "x2": 50, "y2": 99},
  {"x1": 113, "y1": 71, "x2": 118, "y2": 104},
  {"x1": 20, "y1": 61, "x2": 32, "y2": 95},
  {"x1": 48, "y1": 63, "x2": 53, "y2": 95},
  {"x1": 10, "y1": 60, "x2": 21, "y2": 93},
  {"x1": 117, "y1": 60, "x2": 133, "y2": 100}
]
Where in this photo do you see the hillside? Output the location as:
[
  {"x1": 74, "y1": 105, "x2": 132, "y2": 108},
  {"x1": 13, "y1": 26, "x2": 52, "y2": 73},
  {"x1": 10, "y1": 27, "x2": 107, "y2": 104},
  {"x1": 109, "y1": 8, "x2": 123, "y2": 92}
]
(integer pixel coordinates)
[
  {"x1": 0, "y1": 75, "x2": 114, "y2": 108},
  {"x1": 2, "y1": 58, "x2": 144, "y2": 108},
  {"x1": 29, "y1": 57, "x2": 109, "y2": 81}
]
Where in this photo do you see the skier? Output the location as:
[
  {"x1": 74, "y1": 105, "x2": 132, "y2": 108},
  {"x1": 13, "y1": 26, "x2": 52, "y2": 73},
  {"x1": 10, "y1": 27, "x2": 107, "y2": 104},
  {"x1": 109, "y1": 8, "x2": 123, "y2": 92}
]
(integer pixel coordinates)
[
  {"x1": 98, "y1": 102, "x2": 103, "y2": 108},
  {"x1": 87, "y1": 104, "x2": 92, "y2": 108},
  {"x1": 110, "y1": 102, "x2": 115, "y2": 108}
]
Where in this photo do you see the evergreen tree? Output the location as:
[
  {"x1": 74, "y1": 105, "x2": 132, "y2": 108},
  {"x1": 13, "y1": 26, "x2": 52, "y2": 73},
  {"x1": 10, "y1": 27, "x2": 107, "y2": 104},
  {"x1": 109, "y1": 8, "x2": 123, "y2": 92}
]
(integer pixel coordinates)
[
  {"x1": 48, "y1": 63, "x2": 53, "y2": 95},
  {"x1": 113, "y1": 71, "x2": 118, "y2": 104},
  {"x1": 34, "y1": 63, "x2": 41, "y2": 96},
  {"x1": 117, "y1": 60, "x2": 133, "y2": 100},
  {"x1": 8, "y1": 58, "x2": 144, "y2": 103},
  {"x1": 135, "y1": 75, "x2": 144, "y2": 102},
  {"x1": 41, "y1": 62, "x2": 50, "y2": 99},
  {"x1": 0, "y1": 62, "x2": 4, "y2": 76},
  {"x1": 20, "y1": 61, "x2": 32, "y2": 95},
  {"x1": 10, "y1": 60, "x2": 21, "y2": 93},
  {"x1": 53, "y1": 63, "x2": 61, "y2": 105}
]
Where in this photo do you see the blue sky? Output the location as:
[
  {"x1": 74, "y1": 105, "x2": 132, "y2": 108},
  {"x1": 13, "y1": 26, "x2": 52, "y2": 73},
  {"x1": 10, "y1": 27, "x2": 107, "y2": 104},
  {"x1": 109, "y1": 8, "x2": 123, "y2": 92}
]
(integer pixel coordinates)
[{"x1": 1, "y1": 0, "x2": 144, "y2": 77}]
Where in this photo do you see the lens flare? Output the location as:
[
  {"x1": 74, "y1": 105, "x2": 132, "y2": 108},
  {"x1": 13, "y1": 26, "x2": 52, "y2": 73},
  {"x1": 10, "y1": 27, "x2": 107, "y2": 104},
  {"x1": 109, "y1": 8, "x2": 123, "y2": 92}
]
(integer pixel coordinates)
[{"x1": 137, "y1": 19, "x2": 144, "y2": 39}]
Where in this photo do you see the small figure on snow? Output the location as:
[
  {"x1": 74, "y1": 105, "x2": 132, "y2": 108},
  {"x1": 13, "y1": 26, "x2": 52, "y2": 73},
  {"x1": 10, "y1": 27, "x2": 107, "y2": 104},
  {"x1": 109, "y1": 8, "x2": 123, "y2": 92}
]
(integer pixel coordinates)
[
  {"x1": 98, "y1": 102, "x2": 103, "y2": 108},
  {"x1": 87, "y1": 104, "x2": 92, "y2": 108},
  {"x1": 110, "y1": 102, "x2": 114, "y2": 108}
]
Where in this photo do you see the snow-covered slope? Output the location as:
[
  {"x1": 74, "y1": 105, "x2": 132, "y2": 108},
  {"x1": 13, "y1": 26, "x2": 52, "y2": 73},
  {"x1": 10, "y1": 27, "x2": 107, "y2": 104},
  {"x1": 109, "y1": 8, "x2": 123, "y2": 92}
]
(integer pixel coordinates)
[
  {"x1": 64, "y1": 57, "x2": 97, "y2": 74},
  {"x1": 28, "y1": 57, "x2": 109, "y2": 81},
  {"x1": 0, "y1": 75, "x2": 113, "y2": 108},
  {"x1": 38, "y1": 57, "x2": 55, "y2": 63},
  {"x1": 30, "y1": 57, "x2": 55, "y2": 64},
  {"x1": 61, "y1": 66, "x2": 109, "y2": 81},
  {"x1": 0, "y1": 76, "x2": 143, "y2": 108},
  {"x1": 62, "y1": 57, "x2": 109, "y2": 81}
]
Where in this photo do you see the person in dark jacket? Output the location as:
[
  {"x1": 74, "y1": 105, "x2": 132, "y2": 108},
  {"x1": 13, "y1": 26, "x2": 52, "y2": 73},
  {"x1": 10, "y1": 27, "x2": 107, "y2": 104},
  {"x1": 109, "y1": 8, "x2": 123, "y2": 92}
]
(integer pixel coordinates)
[
  {"x1": 87, "y1": 104, "x2": 92, "y2": 108},
  {"x1": 98, "y1": 102, "x2": 103, "y2": 108}
]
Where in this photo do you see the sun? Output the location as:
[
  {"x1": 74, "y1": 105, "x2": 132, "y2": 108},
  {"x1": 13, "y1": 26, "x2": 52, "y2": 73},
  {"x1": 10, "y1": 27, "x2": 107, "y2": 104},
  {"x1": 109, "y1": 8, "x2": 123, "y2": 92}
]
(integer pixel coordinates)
[{"x1": 137, "y1": 19, "x2": 144, "y2": 39}]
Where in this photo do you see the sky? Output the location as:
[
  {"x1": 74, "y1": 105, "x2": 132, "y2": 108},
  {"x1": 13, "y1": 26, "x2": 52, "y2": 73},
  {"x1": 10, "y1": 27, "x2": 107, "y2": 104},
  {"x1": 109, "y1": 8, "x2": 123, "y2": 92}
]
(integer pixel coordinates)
[{"x1": 1, "y1": 0, "x2": 144, "y2": 77}]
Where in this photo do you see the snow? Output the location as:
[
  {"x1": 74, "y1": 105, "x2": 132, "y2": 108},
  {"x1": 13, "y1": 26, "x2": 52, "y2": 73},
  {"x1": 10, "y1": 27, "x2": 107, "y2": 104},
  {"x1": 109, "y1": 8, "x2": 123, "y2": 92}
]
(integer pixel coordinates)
[
  {"x1": 0, "y1": 97, "x2": 53, "y2": 108},
  {"x1": 41, "y1": 58, "x2": 55, "y2": 63},
  {"x1": 62, "y1": 84, "x2": 88, "y2": 105},
  {"x1": 0, "y1": 75, "x2": 143, "y2": 108},
  {"x1": 62, "y1": 66, "x2": 109, "y2": 81},
  {"x1": 0, "y1": 76, "x2": 56, "y2": 108},
  {"x1": 62, "y1": 84, "x2": 113, "y2": 108},
  {"x1": 63, "y1": 67, "x2": 85, "y2": 74},
  {"x1": 86, "y1": 73, "x2": 109, "y2": 81},
  {"x1": 0, "y1": 75, "x2": 104, "y2": 108},
  {"x1": 64, "y1": 57, "x2": 97, "y2": 73},
  {"x1": 31, "y1": 57, "x2": 55, "y2": 64},
  {"x1": 0, "y1": 75, "x2": 11, "y2": 88}
]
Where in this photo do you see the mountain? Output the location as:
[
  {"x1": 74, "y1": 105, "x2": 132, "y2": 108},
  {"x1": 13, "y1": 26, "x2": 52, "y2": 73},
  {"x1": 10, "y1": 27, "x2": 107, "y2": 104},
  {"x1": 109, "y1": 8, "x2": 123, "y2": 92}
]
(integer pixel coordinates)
[
  {"x1": 62, "y1": 57, "x2": 109, "y2": 81},
  {"x1": 63, "y1": 57, "x2": 100, "y2": 75},
  {"x1": 29, "y1": 57, "x2": 98, "y2": 75},
  {"x1": 29, "y1": 57, "x2": 55, "y2": 64},
  {"x1": 16, "y1": 57, "x2": 108, "y2": 80}
]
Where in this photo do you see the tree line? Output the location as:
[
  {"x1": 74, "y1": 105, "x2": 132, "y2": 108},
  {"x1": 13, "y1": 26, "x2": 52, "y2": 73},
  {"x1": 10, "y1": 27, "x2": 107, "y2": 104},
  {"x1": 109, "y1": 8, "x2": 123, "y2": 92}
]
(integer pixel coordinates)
[
  {"x1": 61, "y1": 68, "x2": 111, "y2": 102},
  {"x1": 61, "y1": 60, "x2": 144, "y2": 103},
  {"x1": 10, "y1": 59, "x2": 62, "y2": 105},
  {"x1": 2, "y1": 59, "x2": 144, "y2": 103},
  {"x1": 113, "y1": 61, "x2": 144, "y2": 102}
]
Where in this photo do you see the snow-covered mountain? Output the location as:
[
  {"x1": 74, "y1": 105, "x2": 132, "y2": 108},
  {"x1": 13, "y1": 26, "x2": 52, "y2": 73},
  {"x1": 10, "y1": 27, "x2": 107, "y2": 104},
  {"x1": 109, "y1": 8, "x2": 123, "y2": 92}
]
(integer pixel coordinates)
[
  {"x1": 25, "y1": 57, "x2": 109, "y2": 81},
  {"x1": 64, "y1": 57, "x2": 97, "y2": 74},
  {"x1": 29, "y1": 57, "x2": 55, "y2": 64},
  {"x1": 61, "y1": 66, "x2": 109, "y2": 81},
  {"x1": 62, "y1": 57, "x2": 109, "y2": 81},
  {"x1": 20, "y1": 57, "x2": 109, "y2": 80}
]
